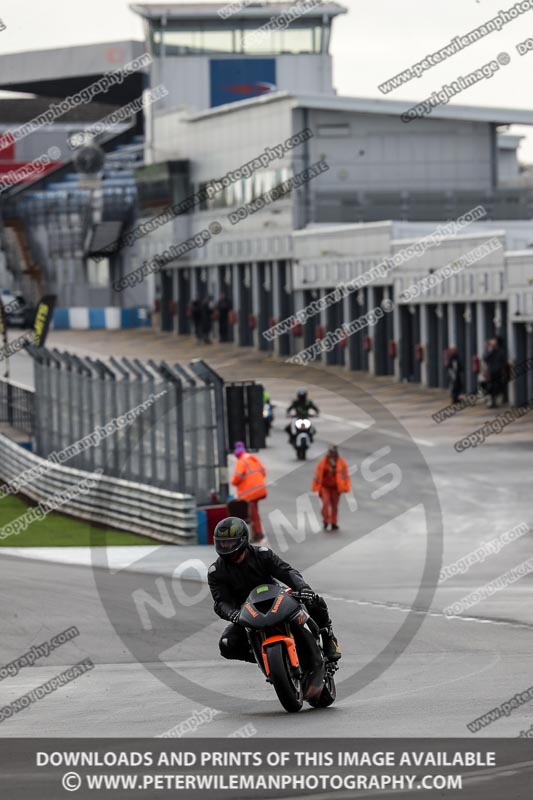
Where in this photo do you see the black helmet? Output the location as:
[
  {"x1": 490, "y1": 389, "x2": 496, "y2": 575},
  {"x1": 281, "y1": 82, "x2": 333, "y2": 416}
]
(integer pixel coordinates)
[
  {"x1": 297, "y1": 388, "x2": 307, "y2": 399},
  {"x1": 214, "y1": 517, "x2": 249, "y2": 557}
]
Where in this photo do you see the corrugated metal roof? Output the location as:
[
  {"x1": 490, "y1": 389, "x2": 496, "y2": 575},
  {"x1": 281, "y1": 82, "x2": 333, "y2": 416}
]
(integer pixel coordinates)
[
  {"x1": 0, "y1": 41, "x2": 146, "y2": 87},
  {"x1": 186, "y1": 89, "x2": 533, "y2": 126}
]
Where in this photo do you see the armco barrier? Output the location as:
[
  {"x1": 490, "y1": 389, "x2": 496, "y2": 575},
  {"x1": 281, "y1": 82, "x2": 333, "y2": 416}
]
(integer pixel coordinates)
[{"x1": 0, "y1": 434, "x2": 196, "y2": 543}]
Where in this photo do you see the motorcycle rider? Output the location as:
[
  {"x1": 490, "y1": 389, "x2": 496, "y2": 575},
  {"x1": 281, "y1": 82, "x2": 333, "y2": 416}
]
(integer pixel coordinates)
[
  {"x1": 208, "y1": 517, "x2": 341, "y2": 664},
  {"x1": 287, "y1": 387, "x2": 319, "y2": 418},
  {"x1": 285, "y1": 388, "x2": 319, "y2": 444}
]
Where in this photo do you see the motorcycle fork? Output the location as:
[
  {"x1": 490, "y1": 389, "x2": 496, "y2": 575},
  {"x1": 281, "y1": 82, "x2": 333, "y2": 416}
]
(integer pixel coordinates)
[{"x1": 261, "y1": 634, "x2": 300, "y2": 677}]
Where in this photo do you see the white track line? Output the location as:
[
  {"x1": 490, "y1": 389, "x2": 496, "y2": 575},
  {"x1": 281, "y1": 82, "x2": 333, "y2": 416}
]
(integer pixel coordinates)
[
  {"x1": 322, "y1": 592, "x2": 533, "y2": 632},
  {"x1": 275, "y1": 403, "x2": 435, "y2": 448},
  {"x1": 4, "y1": 548, "x2": 530, "y2": 631}
]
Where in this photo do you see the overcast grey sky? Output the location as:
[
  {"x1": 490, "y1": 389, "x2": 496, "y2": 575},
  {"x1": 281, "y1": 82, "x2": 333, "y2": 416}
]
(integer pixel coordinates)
[{"x1": 1, "y1": 0, "x2": 533, "y2": 160}]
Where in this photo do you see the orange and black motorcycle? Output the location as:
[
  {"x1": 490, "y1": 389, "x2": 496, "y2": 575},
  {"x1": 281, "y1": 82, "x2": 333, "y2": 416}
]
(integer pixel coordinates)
[{"x1": 238, "y1": 584, "x2": 338, "y2": 713}]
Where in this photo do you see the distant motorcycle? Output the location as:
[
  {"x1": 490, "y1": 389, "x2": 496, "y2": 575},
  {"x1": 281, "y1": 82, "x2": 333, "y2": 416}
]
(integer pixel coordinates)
[
  {"x1": 288, "y1": 414, "x2": 317, "y2": 460},
  {"x1": 238, "y1": 584, "x2": 338, "y2": 714},
  {"x1": 263, "y1": 400, "x2": 274, "y2": 436}
]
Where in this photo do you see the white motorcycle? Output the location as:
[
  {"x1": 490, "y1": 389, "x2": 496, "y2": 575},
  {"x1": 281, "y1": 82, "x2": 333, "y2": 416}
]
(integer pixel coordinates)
[{"x1": 289, "y1": 415, "x2": 317, "y2": 460}]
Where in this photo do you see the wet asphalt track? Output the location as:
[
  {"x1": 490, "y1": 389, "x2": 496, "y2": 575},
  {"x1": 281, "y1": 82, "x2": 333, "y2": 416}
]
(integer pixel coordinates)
[{"x1": 1, "y1": 362, "x2": 532, "y2": 739}]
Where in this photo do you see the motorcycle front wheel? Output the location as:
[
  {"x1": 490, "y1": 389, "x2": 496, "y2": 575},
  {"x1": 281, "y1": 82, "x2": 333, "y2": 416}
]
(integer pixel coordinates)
[{"x1": 267, "y1": 642, "x2": 303, "y2": 713}]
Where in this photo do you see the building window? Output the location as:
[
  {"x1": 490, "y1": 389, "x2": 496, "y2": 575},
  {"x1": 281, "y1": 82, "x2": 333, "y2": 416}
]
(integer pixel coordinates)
[
  {"x1": 152, "y1": 22, "x2": 324, "y2": 56},
  {"x1": 87, "y1": 258, "x2": 110, "y2": 287},
  {"x1": 239, "y1": 24, "x2": 319, "y2": 54},
  {"x1": 155, "y1": 28, "x2": 234, "y2": 55}
]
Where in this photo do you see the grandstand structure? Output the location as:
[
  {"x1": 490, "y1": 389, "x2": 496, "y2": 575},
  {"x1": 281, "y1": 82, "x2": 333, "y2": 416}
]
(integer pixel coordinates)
[{"x1": 0, "y1": 41, "x2": 148, "y2": 323}]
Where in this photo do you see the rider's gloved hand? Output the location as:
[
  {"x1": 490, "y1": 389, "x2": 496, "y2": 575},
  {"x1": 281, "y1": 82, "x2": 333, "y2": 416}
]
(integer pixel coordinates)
[
  {"x1": 298, "y1": 589, "x2": 318, "y2": 603},
  {"x1": 229, "y1": 610, "x2": 241, "y2": 625}
]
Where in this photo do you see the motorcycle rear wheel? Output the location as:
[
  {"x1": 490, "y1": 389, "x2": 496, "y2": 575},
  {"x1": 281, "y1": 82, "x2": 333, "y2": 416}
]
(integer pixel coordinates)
[
  {"x1": 267, "y1": 642, "x2": 303, "y2": 713},
  {"x1": 308, "y1": 673, "x2": 336, "y2": 708}
]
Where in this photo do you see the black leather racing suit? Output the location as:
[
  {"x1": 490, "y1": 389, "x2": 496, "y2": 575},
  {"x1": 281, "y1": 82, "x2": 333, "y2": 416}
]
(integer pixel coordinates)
[
  {"x1": 207, "y1": 545, "x2": 331, "y2": 662},
  {"x1": 287, "y1": 399, "x2": 319, "y2": 417}
]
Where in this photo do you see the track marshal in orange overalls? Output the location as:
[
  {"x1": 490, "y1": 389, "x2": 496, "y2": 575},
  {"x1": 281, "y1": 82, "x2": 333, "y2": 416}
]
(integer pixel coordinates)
[
  {"x1": 230, "y1": 441, "x2": 267, "y2": 542},
  {"x1": 312, "y1": 445, "x2": 351, "y2": 531}
]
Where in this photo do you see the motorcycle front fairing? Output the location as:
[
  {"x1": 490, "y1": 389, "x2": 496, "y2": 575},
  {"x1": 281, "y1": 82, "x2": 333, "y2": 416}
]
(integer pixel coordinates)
[{"x1": 239, "y1": 585, "x2": 325, "y2": 699}]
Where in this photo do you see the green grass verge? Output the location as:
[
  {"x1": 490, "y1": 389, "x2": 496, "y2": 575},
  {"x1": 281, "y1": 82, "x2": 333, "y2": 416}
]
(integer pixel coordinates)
[{"x1": 0, "y1": 495, "x2": 159, "y2": 547}]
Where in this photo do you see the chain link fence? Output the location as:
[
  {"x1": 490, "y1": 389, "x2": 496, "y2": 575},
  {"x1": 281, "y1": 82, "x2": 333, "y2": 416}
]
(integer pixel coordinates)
[{"x1": 26, "y1": 347, "x2": 227, "y2": 504}]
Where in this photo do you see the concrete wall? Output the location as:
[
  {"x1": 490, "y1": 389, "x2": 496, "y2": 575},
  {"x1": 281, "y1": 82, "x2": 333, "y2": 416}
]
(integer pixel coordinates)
[{"x1": 507, "y1": 252, "x2": 533, "y2": 320}]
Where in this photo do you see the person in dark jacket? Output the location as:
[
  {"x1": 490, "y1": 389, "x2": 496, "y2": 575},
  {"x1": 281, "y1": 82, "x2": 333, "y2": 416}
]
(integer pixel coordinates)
[
  {"x1": 286, "y1": 388, "x2": 319, "y2": 418},
  {"x1": 191, "y1": 298, "x2": 202, "y2": 341},
  {"x1": 447, "y1": 345, "x2": 463, "y2": 404},
  {"x1": 208, "y1": 517, "x2": 341, "y2": 663},
  {"x1": 483, "y1": 338, "x2": 507, "y2": 408},
  {"x1": 217, "y1": 293, "x2": 231, "y2": 342},
  {"x1": 200, "y1": 295, "x2": 214, "y2": 343}
]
